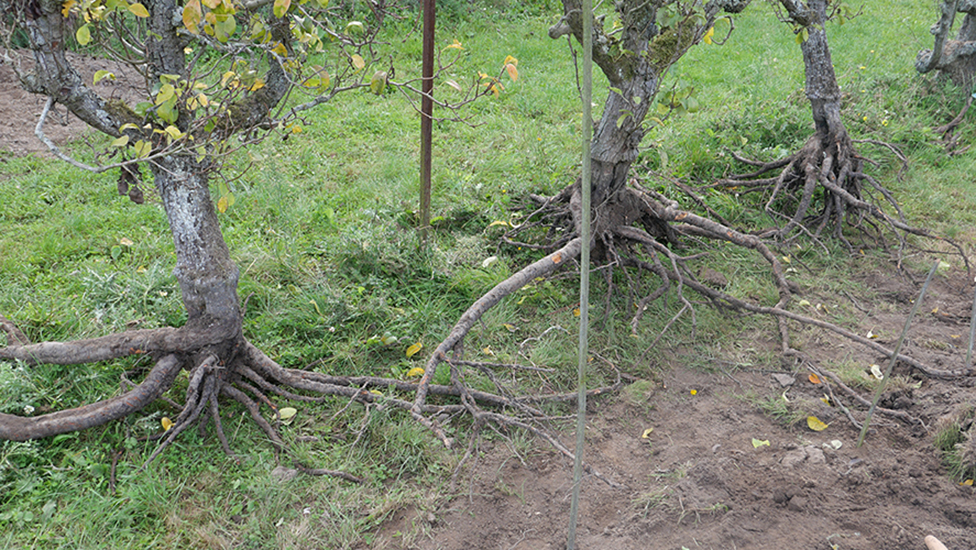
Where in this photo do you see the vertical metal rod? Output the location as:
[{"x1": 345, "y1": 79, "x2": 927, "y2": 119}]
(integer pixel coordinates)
[
  {"x1": 966, "y1": 278, "x2": 976, "y2": 367},
  {"x1": 419, "y1": 0, "x2": 435, "y2": 243},
  {"x1": 567, "y1": 1, "x2": 593, "y2": 548},
  {"x1": 856, "y1": 261, "x2": 938, "y2": 448}
]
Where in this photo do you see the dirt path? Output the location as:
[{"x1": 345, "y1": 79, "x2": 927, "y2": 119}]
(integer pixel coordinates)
[{"x1": 373, "y1": 270, "x2": 976, "y2": 550}]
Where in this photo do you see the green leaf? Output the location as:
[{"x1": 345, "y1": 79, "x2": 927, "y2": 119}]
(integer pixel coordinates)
[
  {"x1": 369, "y1": 71, "x2": 388, "y2": 95},
  {"x1": 345, "y1": 21, "x2": 364, "y2": 35},
  {"x1": 76, "y1": 24, "x2": 92, "y2": 46},
  {"x1": 273, "y1": 0, "x2": 291, "y2": 18},
  {"x1": 133, "y1": 139, "x2": 151, "y2": 158}
]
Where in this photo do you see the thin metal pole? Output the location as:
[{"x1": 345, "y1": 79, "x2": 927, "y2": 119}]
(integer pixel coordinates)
[
  {"x1": 419, "y1": 0, "x2": 435, "y2": 243},
  {"x1": 856, "y1": 261, "x2": 938, "y2": 447},
  {"x1": 567, "y1": 0, "x2": 592, "y2": 547}
]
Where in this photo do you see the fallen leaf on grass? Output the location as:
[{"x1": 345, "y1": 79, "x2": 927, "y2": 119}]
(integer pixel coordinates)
[
  {"x1": 641, "y1": 428, "x2": 654, "y2": 439},
  {"x1": 405, "y1": 342, "x2": 423, "y2": 358},
  {"x1": 406, "y1": 367, "x2": 425, "y2": 378},
  {"x1": 279, "y1": 407, "x2": 297, "y2": 424},
  {"x1": 161, "y1": 417, "x2": 173, "y2": 431},
  {"x1": 752, "y1": 438, "x2": 770, "y2": 448}
]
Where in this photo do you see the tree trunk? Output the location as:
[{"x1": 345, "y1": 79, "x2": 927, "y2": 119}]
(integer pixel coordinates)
[
  {"x1": 151, "y1": 156, "x2": 242, "y2": 345},
  {"x1": 799, "y1": 0, "x2": 847, "y2": 146},
  {"x1": 917, "y1": 0, "x2": 976, "y2": 86}
]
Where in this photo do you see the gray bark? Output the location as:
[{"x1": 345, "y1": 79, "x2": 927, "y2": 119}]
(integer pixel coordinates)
[{"x1": 917, "y1": 0, "x2": 976, "y2": 86}]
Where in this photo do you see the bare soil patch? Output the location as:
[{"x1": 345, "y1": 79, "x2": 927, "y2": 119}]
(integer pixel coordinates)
[
  {"x1": 0, "y1": 52, "x2": 144, "y2": 157},
  {"x1": 371, "y1": 268, "x2": 976, "y2": 550}
]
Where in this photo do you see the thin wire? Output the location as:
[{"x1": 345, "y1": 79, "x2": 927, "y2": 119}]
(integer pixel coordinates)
[{"x1": 567, "y1": 0, "x2": 592, "y2": 547}]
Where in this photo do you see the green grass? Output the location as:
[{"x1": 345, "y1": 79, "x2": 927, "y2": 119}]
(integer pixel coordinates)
[{"x1": 4, "y1": 0, "x2": 976, "y2": 547}]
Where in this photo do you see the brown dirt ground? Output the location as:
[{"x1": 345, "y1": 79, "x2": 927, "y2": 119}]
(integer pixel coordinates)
[
  {"x1": 366, "y1": 270, "x2": 976, "y2": 550},
  {"x1": 2, "y1": 59, "x2": 974, "y2": 550},
  {"x1": 0, "y1": 52, "x2": 144, "y2": 157}
]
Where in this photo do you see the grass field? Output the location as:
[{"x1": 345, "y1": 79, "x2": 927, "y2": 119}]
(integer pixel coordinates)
[{"x1": 2, "y1": 1, "x2": 976, "y2": 547}]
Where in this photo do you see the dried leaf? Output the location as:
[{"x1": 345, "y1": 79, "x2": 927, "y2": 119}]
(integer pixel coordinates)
[
  {"x1": 406, "y1": 367, "x2": 424, "y2": 378},
  {"x1": 870, "y1": 364, "x2": 884, "y2": 380},
  {"x1": 641, "y1": 428, "x2": 654, "y2": 439},
  {"x1": 350, "y1": 54, "x2": 365, "y2": 71},
  {"x1": 808, "y1": 373, "x2": 821, "y2": 384},
  {"x1": 405, "y1": 342, "x2": 423, "y2": 358},
  {"x1": 807, "y1": 416, "x2": 829, "y2": 432},
  {"x1": 128, "y1": 2, "x2": 149, "y2": 17},
  {"x1": 752, "y1": 438, "x2": 770, "y2": 448}
]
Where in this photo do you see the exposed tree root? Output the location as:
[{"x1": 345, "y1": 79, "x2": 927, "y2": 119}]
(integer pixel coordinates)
[
  {"x1": 0, "y1": 310, "x2": 623, "y2": 484},
  {"x1": 405, "y1": 175, "x2": 972, "y2": 471}
]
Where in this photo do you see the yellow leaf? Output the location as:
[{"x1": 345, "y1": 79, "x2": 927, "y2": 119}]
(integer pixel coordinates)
[
  {"x1": 271, "y1": 42, "x2": 288, "y2": 57},
  {"x1": 249, "y1": 78, "x2": 265, "y2": 92},
  {"x1": 640, "y1": 428, "x2": 654, "y2": 439},
  {"x1": 808, "y1": 373, "x2": 821, "y2": 384},
  {"x1": 111, "y1": 135, "x2": 129, "y2": 147},
  {"x1": 405, "y1": 342, "x2": 423, "y2": 358},
  {"x1": 76, "y1": 24, "x2": 91, "y2": 46},
  {"x1": 133, "y1": 140, "x2": 151, "y2": 158},
  {"x1": 221, "y1": 71, "x2": 237, "y2": 88},
  {"x1": 161, "y1": 417, "x2": 173, "y2": 431},
  {"x1": 62, "y1": 0, "x2": 77, "y2": 18},
  {"x1": 217, "y1": 195, "x2": 229, "y2": 213},
  {"x1": 807, "y1": 416, "x2": 829, "y2": 432},
  {"x1": 406, "y1": 367, "x2": 425, "y2": 378},
  {"x1": 183, "y1": 0, "x2": 202, "y2": 33},
  {"x1": 487, "y1": 220, "x2": 510, "y2": 229},
  {"x1": 119, "y1": 237, "x2": 134, "y2": 246},
  {"x1": 690, "y1": 389, "x2": 697, "y2": 395},
  {"x1": 351, "y1": 54, "x2": 365, "y2": 71},
  {"x1": 482, "y1": 345, "x2": 494, "y2": 356},
  {"x1": 703, "y1": 26, "x2": 714, "y2": 45},
  {"x1": 573, "y1": 308, "x2": 581, "y2": 317},
  {"x1": 752, "y1": 438, "x2": 770, "y2": 448},
  {"x1": 505, "y1": 63, "x2": 518, "y2": 82},
  {"x1": 962, "y1": 479, "x2": 974, "y2": 486},
  {"x1": 128, "y1": 2, "x2": 150, "y2": 17},
  {"x1": 278, "y1": 407, "x2": 297, "y2": 421},
  {"x1": 445, "y1": 39, "x2": 464, "y2": 50},
  {"x1": 163, "y1": 125, "x2": 184, "y2": 140},
  {"x1": 369, "y1": 389, "x2": 383, "y2": 396},
  {"x1": 502, "y1": 323, "x2": 517, "y2": 332},
  {"x1": 503, "y1": 55, "x2": 518, "y2": 66},
  {"x1": 93, "y1": 70, "x2": 115, "y2": 84}
]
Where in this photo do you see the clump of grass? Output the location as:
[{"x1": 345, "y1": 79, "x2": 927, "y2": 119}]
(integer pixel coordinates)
[
  {"x1": 746, "y1": 390, "x2": 809, "y2": 428},
  {"x1": 933, "y1": 405, "x2": 976, "y2": 481}
]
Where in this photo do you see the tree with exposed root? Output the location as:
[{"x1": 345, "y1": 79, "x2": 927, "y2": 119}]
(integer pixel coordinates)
[
  {"x1": 712, "y1": 0, "x2": 953, "y2": 250},
  {"x1": 916, "y1": 0, "x2": 976, "y2": 150},
  {"x1": 0, "y1": 0, "x2": 520, "y2": 474},
  {"x1": 413, "y1": 0, "x2": 969, "y2": 460}
]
